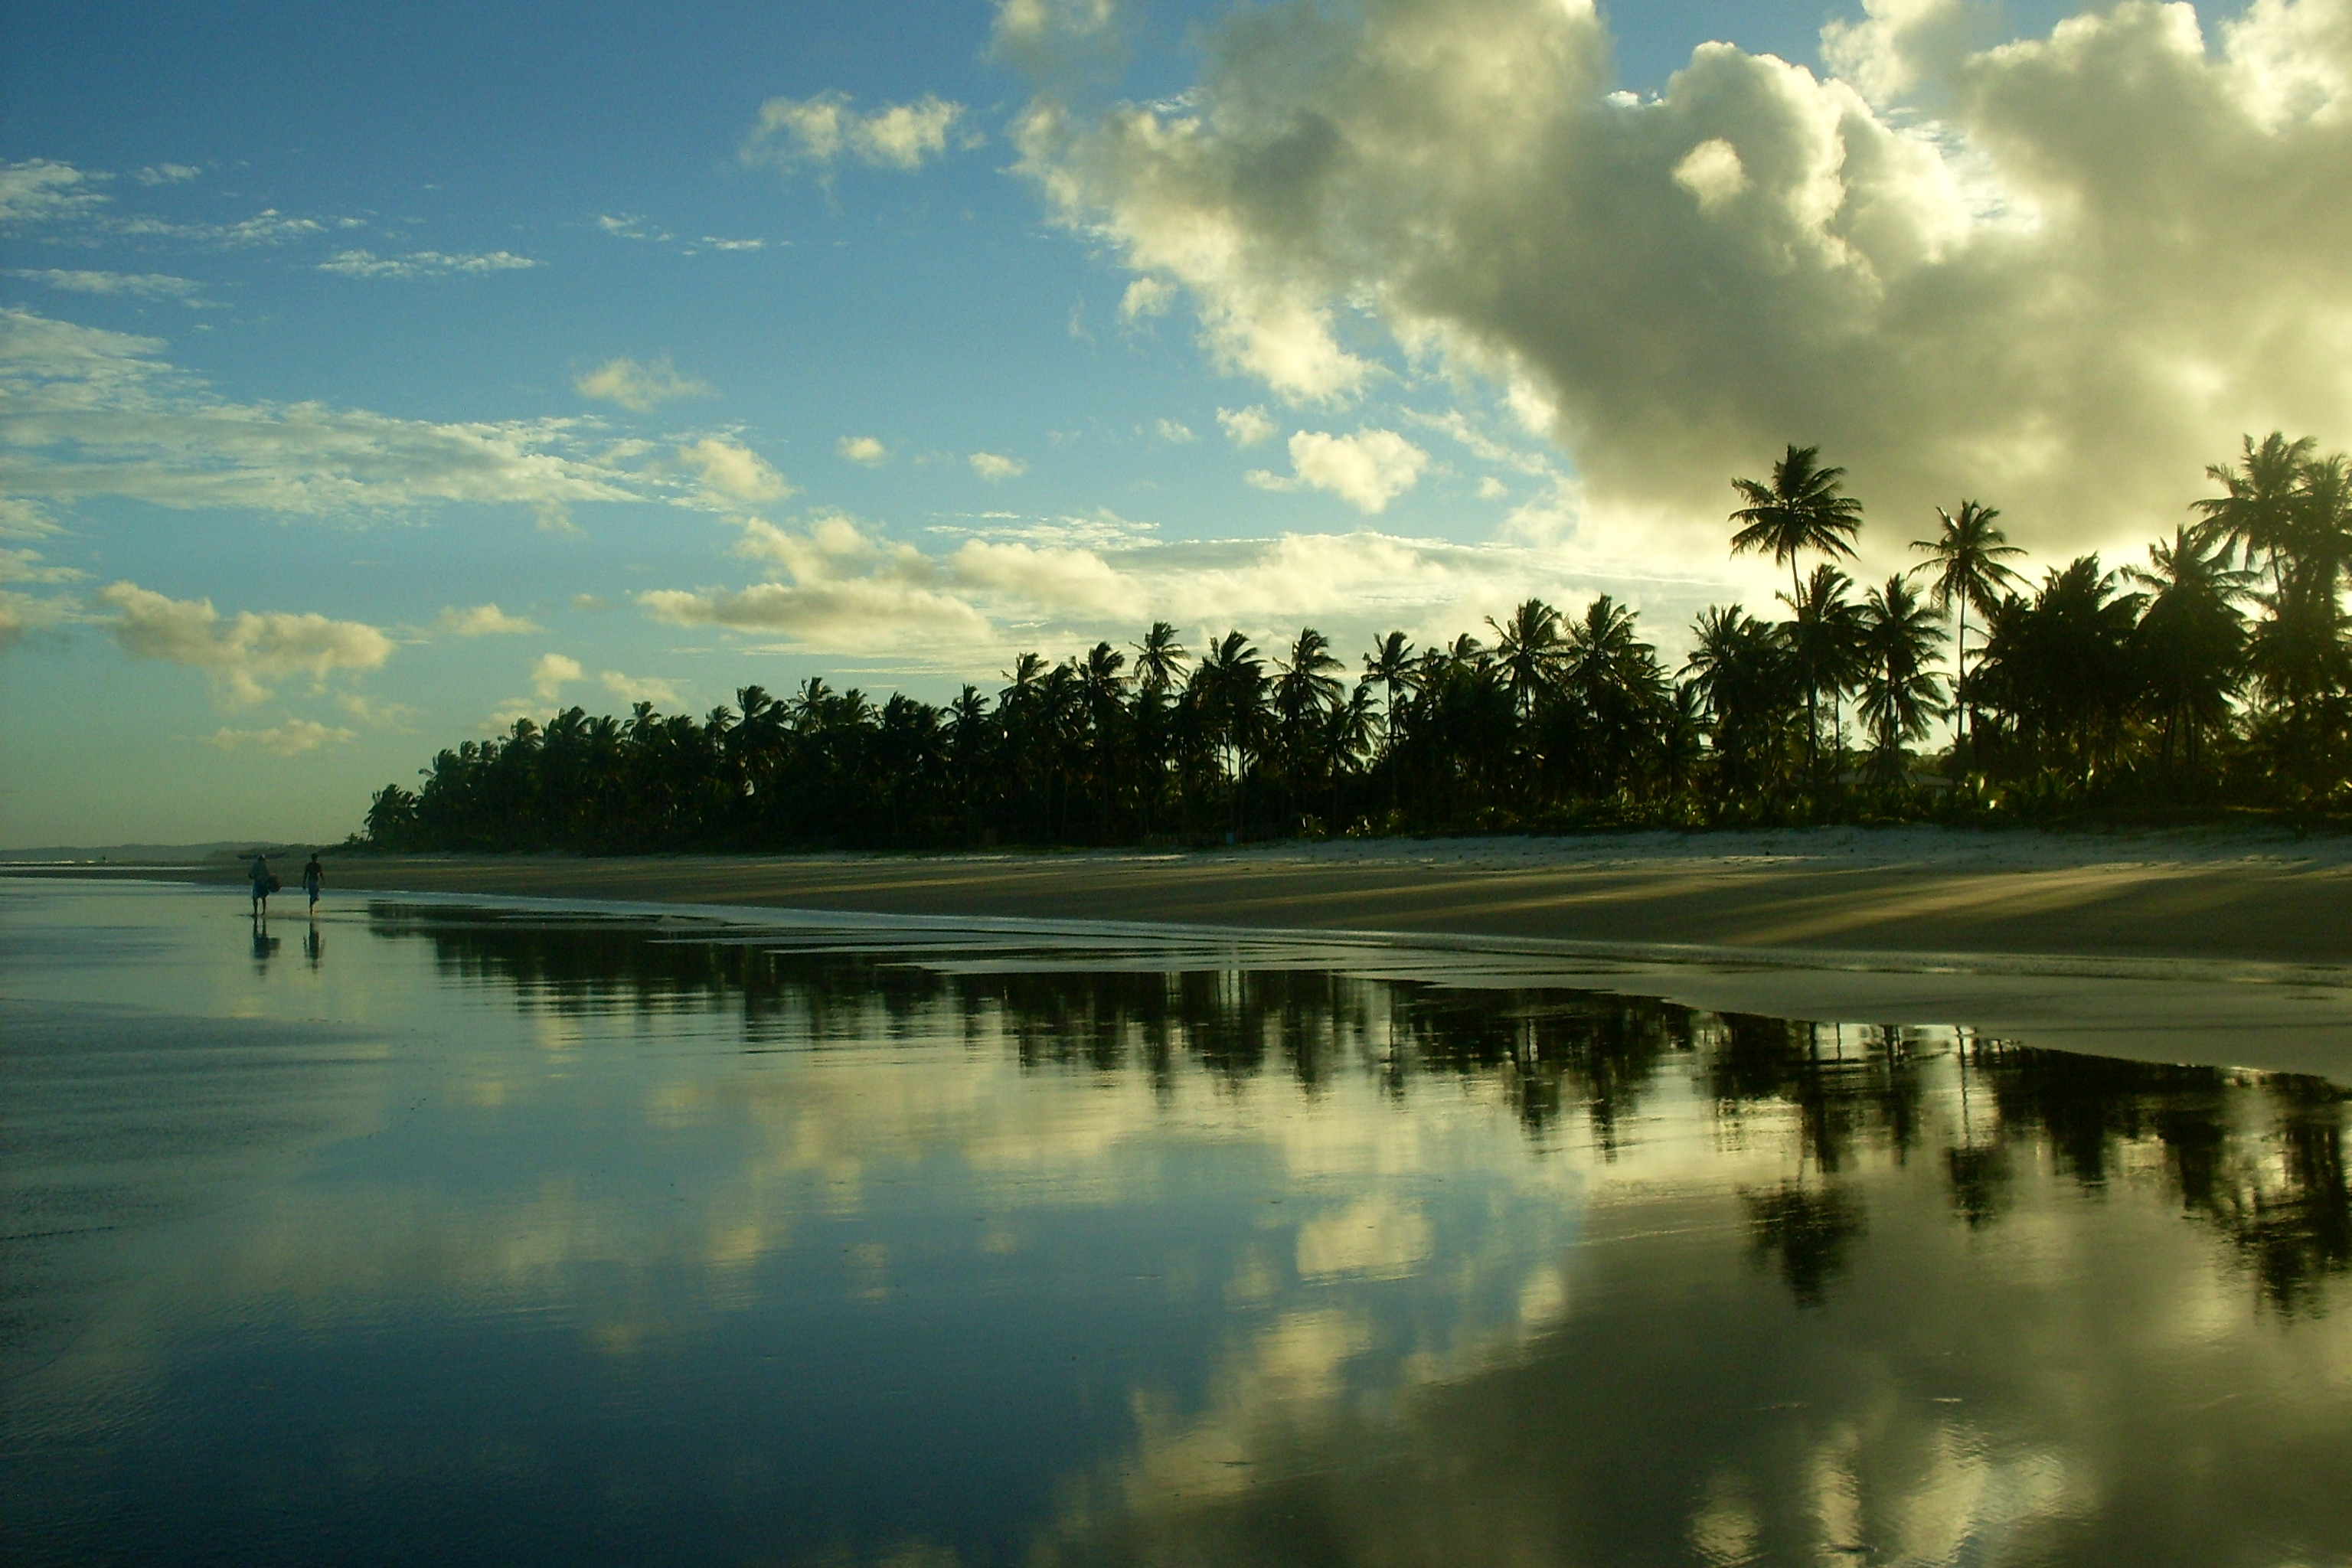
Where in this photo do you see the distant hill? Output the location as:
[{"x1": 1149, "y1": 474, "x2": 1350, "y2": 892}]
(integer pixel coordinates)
[{"x1": 0, "y1": 841, "x2": 323, "y2": 864}]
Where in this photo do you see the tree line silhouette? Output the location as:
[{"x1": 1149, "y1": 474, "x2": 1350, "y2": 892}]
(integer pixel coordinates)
[{"x1": 362, "y1": 431, "x2": 2352, "y2": 851}]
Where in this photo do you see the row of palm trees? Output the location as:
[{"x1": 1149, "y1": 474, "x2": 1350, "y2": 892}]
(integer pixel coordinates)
[{"x1": 361, "y1": 432, "x2": 2352, "y2": 851}]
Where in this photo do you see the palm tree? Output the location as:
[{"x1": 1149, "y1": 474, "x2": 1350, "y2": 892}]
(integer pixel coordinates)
[
  {"x1": 2126, "y1": 527, "x2": 2252, "y2": 775},
  {"x1": 1363, "y1": 631, "x2": 1416, "y2": 819},
  {"x1": 1198, "y1": 631, "x2": 1266, "y2": 831},
  {"x1": 1779, "y1": 564, "x2": 1867, "y2": 772},
  {"x1": 1132, "y1": 622, "x2": 1187, "y2": 693},
  {"x1": 1909, "y1": 501, "x2": 2024, "y2": 760},
  {"x1": 2194, "y1": 432, "x2": 2317, "y2": 594},
  {"x1": 1730, "y1": 445, "x2": 1865, "y2": 781},
  {"x1": 1856, "y1": 574, "x2": 1948, "y2": 786},
  {"x1": 1487, "y1": 599, "x2": 1564, "y2": 719}
]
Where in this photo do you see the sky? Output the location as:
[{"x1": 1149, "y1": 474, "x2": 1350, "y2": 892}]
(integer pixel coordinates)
[{"x1": 3, "y1": 0, "x2": 2347, "y2": 846}]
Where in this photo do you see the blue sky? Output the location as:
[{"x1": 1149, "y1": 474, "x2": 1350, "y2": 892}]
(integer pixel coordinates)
[{"x1": 3, "y1": 0, "x2": 2338, "y2": 845}]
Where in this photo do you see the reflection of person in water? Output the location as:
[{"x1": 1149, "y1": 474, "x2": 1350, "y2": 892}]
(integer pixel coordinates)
[
  {"x1": 250, "y1": 853, "x2": 273, "y2": 916},
  {"x1": 303, "y1": 853, "x2": 323, "y2": 913},
  {"x1": 304, "y1": 923, "x2": 323, "y2": 967}
]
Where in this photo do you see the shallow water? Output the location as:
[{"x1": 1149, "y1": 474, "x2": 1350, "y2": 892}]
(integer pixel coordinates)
[{"x1": 3, "y1": 877, "x2": 2349, "y2": 1567}]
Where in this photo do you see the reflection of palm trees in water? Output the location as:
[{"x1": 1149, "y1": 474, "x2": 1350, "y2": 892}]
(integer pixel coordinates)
[{"x1": 368, "y1": 904, "x2": 2352, "y2": 1310}]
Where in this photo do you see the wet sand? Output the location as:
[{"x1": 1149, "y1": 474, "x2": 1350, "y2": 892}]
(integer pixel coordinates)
[{"x1": 61, "y1": 825, "x2": 2352, "y2": 965}]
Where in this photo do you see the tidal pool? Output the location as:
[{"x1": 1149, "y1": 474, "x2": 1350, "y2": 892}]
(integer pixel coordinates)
[{"x1": 3, "y1": 877, "x2": 2349, "y2": 1567}]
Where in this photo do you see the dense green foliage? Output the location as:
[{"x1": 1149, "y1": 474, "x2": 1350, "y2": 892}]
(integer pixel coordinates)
[{"x1": 363, "y1": 435, "x2": 2352, "y2": 851}]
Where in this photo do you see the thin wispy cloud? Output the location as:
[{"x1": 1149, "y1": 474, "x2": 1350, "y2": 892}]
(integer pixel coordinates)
[
  {"x1": 317, "y1": 249, "x2": 540, "y2": 279},
  {"x1": 431, "y1": 603, "x2": 541, "y2": 637},
  {"x1": 5, "y1": 267, "x2": 209, "y2": 303}
]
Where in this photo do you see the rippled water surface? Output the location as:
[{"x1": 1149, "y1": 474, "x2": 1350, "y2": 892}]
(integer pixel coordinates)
[{"x1": 4, "y1": 877, "x2": 2350, "y2": 1567}]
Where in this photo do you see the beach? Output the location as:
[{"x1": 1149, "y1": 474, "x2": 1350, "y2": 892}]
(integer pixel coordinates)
[{"x1": 90, "y1": 825, "x2": 2352, "y2": 966}]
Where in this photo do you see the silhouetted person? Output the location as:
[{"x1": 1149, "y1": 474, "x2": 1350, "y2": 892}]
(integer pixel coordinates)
[
  {"x1": 250, "y1": 854, "x2": 274, "y2": 916},
  {"x1": 302, "y1": 853, "x2": 323, "y2": 913}
]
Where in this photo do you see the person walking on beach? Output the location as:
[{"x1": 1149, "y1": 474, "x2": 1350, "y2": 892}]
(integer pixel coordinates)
[
  {"x1": 302, "y1": 853, "x2": 323, "y2": 914},
  {"x1": 250, "y1": 853, "x2": 274, "y2": 916}
]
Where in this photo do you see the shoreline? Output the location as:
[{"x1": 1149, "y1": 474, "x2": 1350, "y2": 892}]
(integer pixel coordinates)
[
  {"x1": 24, "y1": 822, "x2": 2352, "y2": 964},
  {"x1": 23, "y1": 869, "x2": 2352, "y2": 1083}
]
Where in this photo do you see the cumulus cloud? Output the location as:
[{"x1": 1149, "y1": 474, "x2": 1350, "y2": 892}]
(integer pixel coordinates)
[
  {"x1": 1120, "y1": 276, "x2": 1177, "y2": 320},
  {"x1": 1154, "y1": 417, "x2": 1196, "y2": 443},
  {"x1": 432, "y1": 603, "x2": 540, "y2": 637},
  {"x1": 1217, "y1": 405, "x2": 1277, "y2": 447},
  {"x1": 1, "y1": 308, "x2": 652, "y2": 521},
  {"x1": 640, "y1": 505, "x2": 1725, "y2": 666},
  {"x1": 969, "y1": 451, "x2": 1029, "y2": 480},
  {"x1": 743, "y1": 92, "x2": 966, "y2": 175},
  {"x1": 96, "y1": 580, "x2": 394, "y2": 706},
  {"x1": 5, "y1": 268, "x2": 208, "y2": 302},
  {"x1": 575, "y1": 355, "x2": 714, "y2": 411},
  {"x1": 135, "y1": 163, "x2": 202, "y2": 186},
  {"x1": 1012, "y1": 0, "x2": 2352, "y2": 565},
  {"x1": 599, "y1": 670, "x2": 681, "y2": 707},
  {"x1": 202, "y1": 719, "x2": 356, "y2": 756},
  {"x1": 1250, "y1": 428, "x2": 1429, "y2": 513},
  {"x1": 838, "y1": 434, "x2": 890, "y2": 466},
  {"x1": 678, "y1": 436, "x2": 792, "y2": 504},
  {"x1": 316, "y1": 250, "x2": 539, "y2": 279},
  {"x1": 530, "y1": 653, "x2": 583, "y2": 702}
]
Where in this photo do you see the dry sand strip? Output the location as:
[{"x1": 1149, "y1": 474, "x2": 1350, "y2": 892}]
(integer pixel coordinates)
[{"x1": 24, "y1": 831, "x2": 2352, "y2": 1080}]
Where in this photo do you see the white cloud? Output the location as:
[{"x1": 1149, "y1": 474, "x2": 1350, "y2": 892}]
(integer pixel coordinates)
[
  {"x1": 1217, "y1": 405, "x2": 1277, "y2": 447},
  {"x1": 1120, "y1": 276, "x2": 1177, "y2": 320},
  {"x1": 599, "y1": 670, "x2": 681, "y2": 707},
  {"x1": 641, "y1": 505, "x2": 1724, "y2": 669},
  {"x1": 969, "y1": 450, "x2": 1029, "y2": 480},
  {"x1": 317, "y1": 250, "x2": 540, "y2": 279},
  {"x1": 1250, "y1": 429, "x2": 1429, "y2": 513},
  {"x1": 334, "y1": 692, "x2": 420, "y2": 730},
  {"x1": 432, "y1": 603, "x2": 540, "y2": 637},
  {"x1": 743, "y1": 92, "x2": 965, "y2": 174},
  {"x1": 0, "y1": 590, "x2": 77, "y2": 647},
  {"x1": 1672, "y1": 138, "x2": 1752, "y2": 214},
  {"x1": 1, "y1": 308, "x2": 652, "y2": 521},
  {"x1": 531, "y1": 652, "x2": 583, "y2": 702},
  {"x1": 0, "y1": 159, "x2": 109, "y2": 224},
  {"x1": 1154, "y1": 417, "x2": 1197, "y2": 443},
  {"x1": 0, "y1": 498, "x2": 59, "y2": 537},
  {"x1": 96, "y1": 581, "x2": 394, "y2": 707},
  {"x1": 679, "y1": 436, "x2": 792, "y2": 504},
  {"x1": 576, "y1": 355, "x2": 714, "y2": 412},
  {"x1": 0, "y1": 547, "x2": 82, "y2": 584},
  {"x1": 202, "y1": 719, "x2": 356, "y2": 756},
  {"x1": 5, "y1": 268, "x2": 207, "y2": 302},
  {"x1": 135, "y1": 164, "x2": 202, "y2": 186},
  {"x1": 1012, "y1": 0, "x2": 2352, "y2": 564},
  {"x1": 838, "y1": 434, "x2": 891, "y2": 466}
]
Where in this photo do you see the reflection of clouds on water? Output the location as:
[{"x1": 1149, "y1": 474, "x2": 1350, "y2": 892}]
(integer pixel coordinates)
[{"x1": 8, "y1": 887, "x2": 2348, "y2": 1568}]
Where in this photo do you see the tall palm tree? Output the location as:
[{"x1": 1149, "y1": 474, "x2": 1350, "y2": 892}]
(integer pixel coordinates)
[
  {"x1": 1778, "y1": 564, "x2": 1867, "y2": 770},
  {"x1": 1909, "y1": 501, "x2": 2024, "y2": 759},
  {"x1": 1132, "y1": 622, "x2": 1187, "y2": 693},
  {"x1": 1730, "y1": 445, "x2": 1865, "y2": 781},
  {"x1": 1198, "y1": 631, "x2": 1266, "y2": 831},
  {"x1": 1363, "y1": 631, "x2": 1416, "y2": 818},
  {"x1": 2125, "y1": 527, "x2": 2252, "y2": 774},
  {"x1": 1856, "y1": 574, "x2": 1948, "y2": 784},
  {"x1": 2194, "y1": 432, "x2": 2317, "y2": 594},
  {"x1": 1487, "y1": 599, "x2": 1564, "y2": 719}
]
